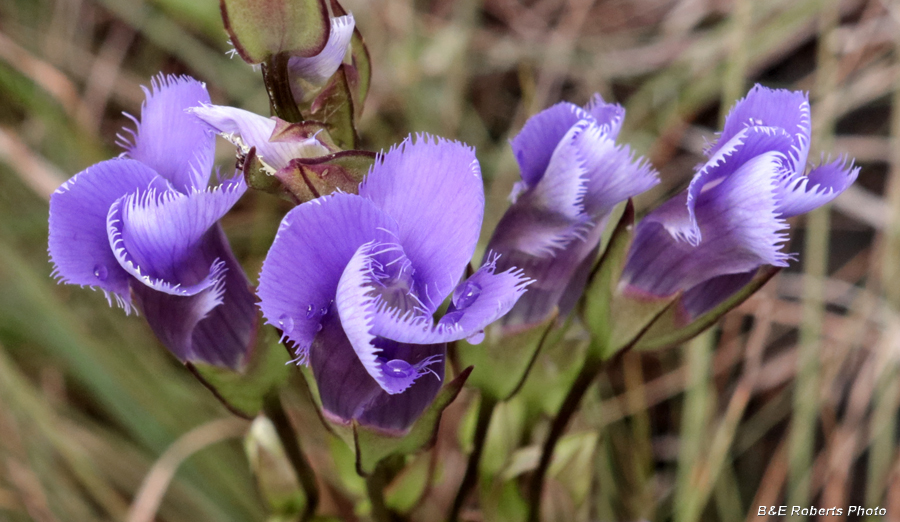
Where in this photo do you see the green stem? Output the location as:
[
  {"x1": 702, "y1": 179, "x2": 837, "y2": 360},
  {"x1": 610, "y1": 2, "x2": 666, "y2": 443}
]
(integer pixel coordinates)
[
  {"x1": 366, "y1": 459, "x2": 394, "y2": 522},
  {"x1": 262, "y1": 393, "x2": 319, "y2": 522},
  {"x1": 448, "y1": 394, "x2": 498, "y2": 522},
  {"x1": 261, "y1": 52, "x2": 303, "y2": 123},
  {"x1": 527, "y1": 352, "x2": 605, "y2": 522}
]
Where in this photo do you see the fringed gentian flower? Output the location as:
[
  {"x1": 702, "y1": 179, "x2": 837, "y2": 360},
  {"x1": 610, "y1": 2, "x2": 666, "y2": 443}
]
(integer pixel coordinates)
[
  {"x1": 48, "y1": 75, "x2": 257, "y2": 369},
  {"x1": 484, "y1": 95, "x2": 658, "y2": 328},
  {"x1": 621, "y1": 84, "x2": 858, "y2": 320},
  {"x1": 257, "y1": 135, "x2": 531, "y2": 432}
]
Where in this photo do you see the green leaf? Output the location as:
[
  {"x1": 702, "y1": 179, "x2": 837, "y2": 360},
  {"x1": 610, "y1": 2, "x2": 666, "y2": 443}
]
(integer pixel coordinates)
[
  {"x1": 270, "y1": 119, "x2": 340, "y2": 153},
  {"x1": 457, "y1": 312, "x2": 560, "y2": 401},
  {"x1": 329, "y1": 0, "x2": 371, "y2": 119},
  {"x1": 303, "y1": 65, "x2": 358, "y2": 150},
  {"x1": 240, "y1": 146, "x2": 294, "y2": 202},
  {"x1": 244, "y1": 416, "x2": 307, "y2": 516},
  {"x1": 480, "y1": 398, "x2": 526, "y2": 478},
  {"x1": 582, "y1": 200, "x2": 678, "y2": 360},
  {"x1": 220, "y1": 0, "x2": 330, "y2": 64},
  {"x1": 384, "y1": 453, "x2": 431, "y2": 513},
  {"x1": 353, "y1": 367, "x2": 472, "y2": 475},
  {"x1": 187, "y1": 327, "x2": 292, "y2": 418},
  {"x1": 274, "y1": 150, "x2": 375, "y2": 203},
  {"x1": 634, "y1": 265, "x2": 781, "y2": 351},
  {"x1": 482, "y1": 480, "x2": 528, "y2": 522},
  {"x1": 548, "y1": 432, "x2": 599, "y2": 506}
]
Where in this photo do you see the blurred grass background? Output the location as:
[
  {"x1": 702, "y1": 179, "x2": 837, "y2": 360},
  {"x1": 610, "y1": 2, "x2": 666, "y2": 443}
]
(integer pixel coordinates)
[{"x1": 0, "y1": 0, "x2": 893, "y2": 520}]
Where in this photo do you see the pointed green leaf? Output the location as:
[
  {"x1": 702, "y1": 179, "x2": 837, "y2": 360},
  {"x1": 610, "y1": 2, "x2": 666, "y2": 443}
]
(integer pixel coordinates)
[
  {"x1": 329, "y1": 0, "x2": 371, "y2": 118},
  {"x1": 634, "y1": 265, "x2": 781, "y2": 351},
  {"x1": 582, "y1": 200, "x2": 634, "y2": 345},
  {"x1": 582, "y1": 200, "x2": 679, "y2": 359},
  {"x1": 270, "y1": 119, "x2": 340, "y2": 153},
  {"x1": 241, "y1": 146, "x2": 294, "y2": 202},
  {"x1": 548, "y1": 432, "x2": 599, "y2": 506},
  {"x1": 274, "y1": 150, "x2": 375, "y2": 203},
  {"x1": 457, "y1": 312, "x2": 560, "y2": 401},
  {"x1": 245, "y1": 416, "x2": 307, "y2": 516},
  {"x1": 188, "y1": 327, "x2": 292, "y2": 418},
  {"x1": 302, "y1": 65, "x2": 357, "y2": 150},
  {"x1": 220, "y1": 0, "x2": 330, "y2": 64},
  {"x1": 353, "y1": 367, "x2": 472, "y2": 475},
  {"x1": 384, "y1": 453, "x2": 431, "y2": 513}
]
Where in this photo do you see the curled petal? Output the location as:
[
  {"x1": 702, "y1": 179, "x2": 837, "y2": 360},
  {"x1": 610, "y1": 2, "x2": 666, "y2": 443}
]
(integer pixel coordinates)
[
  {"x1": 624, "y1": 152, "x2": 791, "y2": 297},
  {"x1": 712, "y1": 85, "x2": 811, "y2": 172},
  {"x1": 131, "y1": 269, "x2": 226, "y2": 361},
  {"x1": 667, "y1": 126, "x2": 793, "y2": 246},
  {"x1": 527, "y1": 121, "x2": 591, "y2": 220},
  {"x1": 436, "y1": 254, "x2": 532, "y2": 339},
  {"x1": 334, "y1": 242, "x2": 384, "y2": 389},
  {"x1": 584, "y1": 93, "x2": 625, "y2": 138},
  {"x1": 357, "y1": 253, "x2": 532, "y2": 346},
  {"x1": 310, "y1": 312, "x2": 444, "y2": 433},
  {"x1": 48, "y1": 159, "x2": 168, "y2": 311},
  {"x1": 107, "y1": 178, "x2": 246, "y2": 296},
  {"x1": 289, "y1": 14, "x2": 355, "y2": 87},
  {"x1": 775, "y1": 156, "x2": 860, "y2": 217},
  {"x1": 119, "y1": 74, "x2": 214, "y2": 192},
  {"x1": 257, "y1": 193, "x2": 398, "y2": 360},
  {"x1": 335, "y1": 242, "x2": 443, "y2": 395},
  {"x1": 360, "y1": 135, "x2": 484, "y2": 311},
  {"x1": 133, "y1": 224, "x2": 257, "y2": 369},
  {"x1": 485, "y1": 111, "x2": 656, "y2": 327},
  {"x1": 578, "y1": 123, "x2": 659, "y2": 217},
  {"x1": 487, "y1": 121, "x2": 598, "y2": 258},
  {"x1": 510, "y1": 102, "x2": 589, "y2": 187},
  {"x1": 189, "y1": 105, "x2": 331, "y2": 171},
  {"x1": 355, "y1": 339, "x2": 444, "y2": 432}
]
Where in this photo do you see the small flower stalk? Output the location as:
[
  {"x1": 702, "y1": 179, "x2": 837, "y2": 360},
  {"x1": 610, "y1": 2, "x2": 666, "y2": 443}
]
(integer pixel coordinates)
[{"x1": 48, "y1": 75, "x2": 257, "y2": 369}]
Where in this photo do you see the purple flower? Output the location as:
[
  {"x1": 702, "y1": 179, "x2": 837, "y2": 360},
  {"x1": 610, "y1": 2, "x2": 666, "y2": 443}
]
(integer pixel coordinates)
[
  {"x1": 257, "y1": 135, "x2": 530, "y2": 432},
  {"x1": 48, "y1": 75, "x2": 257, "y2": 369},
  {"x1": 621, "y1": 84, "x2": 859, "y2": 320},
  {"x1": 484, "y1": 95, "x2": 658, "y2": 328}
]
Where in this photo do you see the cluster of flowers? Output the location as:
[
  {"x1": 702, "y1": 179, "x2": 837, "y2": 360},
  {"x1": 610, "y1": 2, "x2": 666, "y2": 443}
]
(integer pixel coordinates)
[{"x1": 48, "y1": 22, "x2": 857, "y2": 432}]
